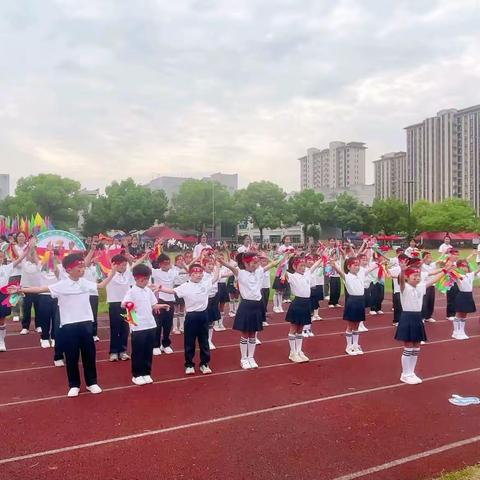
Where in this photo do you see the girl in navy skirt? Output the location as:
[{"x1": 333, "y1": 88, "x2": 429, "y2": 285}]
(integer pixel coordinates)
[
  {"x1": 446, "y1": 248, "x2": 460, "y2": 320},
  {"x1": 0, "y1": 242, "x2": 32, "y2": 351},
  {"x1": 286, "y1": 255, "x2": 323, "y2": 362},
  {"x1": 202, "y1": 257, "x2": 221, "y2": 350},
  {"x1": 272, "y1": 244, "x2": 294, "y2": 313},
  {"x1": 395, "y1": 265, "x2": 445, "y2": 385},
  {"x1": 358, "y1": 253, "x2": 377, "y2": 332},
  {"x1": 226, "y1": 251, "x2": 240, "y2": 317},
  {"x1": 331, "y1": 257, "x2": 366, "y2": 356},
  {"x1": 259, "y1": 253, "x2": 271, "y2": 326},
  {"x1": 421, "y1": 252, "x2": 438, "y2": 323},
  {"x1": 219, "y1": 252, "x2": 280, "y2": 369},
  {"x1": 452, "y1": 257, "x2": 479, "y2": 340},
  {"x1": 388, "y1": 253, "x2": 409, "y2": 326},
  {"x1": 216, "y1": 253, "x2": 232, "y2": 331},
  {"x1": 303, "y1": 254, "x2": 318, "y2": 336}
]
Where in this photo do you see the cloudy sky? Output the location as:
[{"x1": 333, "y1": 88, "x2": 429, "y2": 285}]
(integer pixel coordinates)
[{"x1": 1, "y1": 0, "x2": 479, "y2": 194}]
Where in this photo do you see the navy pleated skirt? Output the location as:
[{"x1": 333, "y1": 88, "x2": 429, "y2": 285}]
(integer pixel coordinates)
[
  {"x1": 395, "y1": 311, "x2": 427, "y2": 342},
  {"x1": 286, "y1": 297, "x2": 312, "y2": 325},
  {"x1": 343, "y1": 295, "x2": 365, "y2": 322},
  {"x1": 455, "y1": 291, "x2": 476, "y2": 314},
  {"x1": 233, "y1": 299, "x2": 264, "y2": 332}
]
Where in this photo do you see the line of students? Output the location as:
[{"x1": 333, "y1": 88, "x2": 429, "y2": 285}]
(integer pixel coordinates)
[{"x1": 4, "y1": 240, "x2": 479, "y2": 397}]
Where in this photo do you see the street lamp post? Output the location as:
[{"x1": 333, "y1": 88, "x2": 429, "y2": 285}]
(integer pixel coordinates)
[
  {"x1": 404, "y1": 179, "x2": 415, "y2": 235},
  {"x1": 212, "y1": 181, "x2": 215, "y2": 243}
]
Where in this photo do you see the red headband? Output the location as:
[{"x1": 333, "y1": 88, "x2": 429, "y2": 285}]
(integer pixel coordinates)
[
  {"x1": 189, "y1": 266, "x2": 204, "y2": 274},
  {"x1": 66, "y1": 260, "x2": 84, "y2": 271},
  {"x1": 346, "y1": 258, "x2": 359, "y2": 267},
  {"x1": 243, "y1": 255, "x2": 258, "y2": 264},
  {"x1": 405, "y1": 267, "x2": 420, "y2": 277},
  {"x1": 304, "y1": 254, "x2": 314, "y2": 261},
  {"x1": 292, "y1": 257, "x2": 306, "y2": 268},
  {"x1": 133, "y1": 274, "x2": 150, "y2": 280}
]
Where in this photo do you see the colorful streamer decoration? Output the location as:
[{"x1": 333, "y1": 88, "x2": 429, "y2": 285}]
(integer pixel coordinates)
[
  {"x1": 435, "y1": 269, "x2": 464, "y2": 294},
  {"x1": 123, "y1": 302, "x2": 139, "y2": 326},
  {"x1": 0, "y1": 282, "x2": 22, "y2": 307}
]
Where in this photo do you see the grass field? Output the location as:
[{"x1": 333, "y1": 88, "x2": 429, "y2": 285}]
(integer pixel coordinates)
[{"x1": 437, "y1": 465, "x2": 480, "y2": 479}]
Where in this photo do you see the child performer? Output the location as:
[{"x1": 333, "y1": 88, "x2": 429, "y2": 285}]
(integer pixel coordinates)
[
  {"x1": 106, "y1": 253, "x2": 139, "y2": 362},
  {"x1": 452, "y1": 256, "x2": 479, "y2": 340},
  {"x1": 84, "y1": 245, "x2": 101, "y2": 342},
  {"x1": 226, "y1": 251, "x2": 240, "y2": 317},
  {"x1": 395, "y1": 264, "x2": 444, "y2": 384},
  {"x1": 286, "y1": 255, "x2": 323, "y2": 361},
  {"x1": 172, "y1": 254, "x2": 188, "y2": 334},
  {"x1": 19, "y1": 245, "x2": 42, "y2": 335},
  {"x1": 357, "y1": 253, "x2": 377, "y2": 332},
  {"x1": 157, "y1": 262, "x2": 220, "y2": 375},
  {"x1": 219, "y1": 252, "x2": 279, "y2": 369},
  {"x1": 215, "y1": 251, "x2": 232, "y2": 331},
  {"x1": 151, "y1": 253, "x2": 177, "y2": 355},
  {"x1": 331, "y1": 257, "x2": 366, "y2": 356},
  {"x1": 0, "y1": 241, "x2": 32, "y2": 351},
  {"x1": 368, "y1": 253, "x2": 386, "y2": 315},
  {"x1": 16, "y1": 253, "x2": 115, "y2": 397},
  {"x1": 202, "y1": 256, "x2": 221, "y2": 350},
  {"x1": 122, "y1": 264, "x2": 170, "y2": 385},
  {"x1": 272, "y1": 248, "x2": 292, "y2": 313},
  {"x1": 389, "y1": 254, "x2": 409, "y2": 326},
  {"x1": 302, "y1": 254, "x2": 318, "y2": 337},
  {"x1": 327, "y1": 238, "x2": 343, "y2": 308},
  {"x1": 259, "y1": 253, "x2": 271, "y2": 326},
  {"x1": 446, "y1": 248, "x2": 460, "y2": 320},
  {"x1": 310, "y1": 253, "x2": 325, "y2": 323},
  {"x1": 421, "y1": 251, "x2": 437, "y2": 323}
]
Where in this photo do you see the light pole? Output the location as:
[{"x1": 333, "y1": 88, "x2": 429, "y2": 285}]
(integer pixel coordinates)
[
  {"x1": 212, "y1": 181, "x2": 215, "y2": 243},
  {"x1": 404, "y1": 179, "x2": 415, "y2": 235}
]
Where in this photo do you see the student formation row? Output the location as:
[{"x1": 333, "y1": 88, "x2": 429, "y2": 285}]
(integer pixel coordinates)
[{"x1": 1, "y1": 236, "x2": 479, "y2": 397}]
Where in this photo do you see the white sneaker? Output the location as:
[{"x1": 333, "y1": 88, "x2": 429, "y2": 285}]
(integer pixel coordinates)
[
  {"x1": 289, "y1": 352, "x2": 302, "y2": 363},
  {"x1": 161, "y1": 346, "x2": 174, "y2": 354},
  {"x1": 40, "y1": 339, "x2": 51, "y2": 348},
  {"x1": 308, "y1": 331, "x2": 315, "y2": 337},
  {"x1": 297, "y1": 351, "x2": 309, "y2": 362},
  {"x1": 409, "y1": 374, "x2": 423, "y2": 384},
  {"x1": 109, "y1": 353, "x2": 119, "y2": 362},
  {"x1": 377, "y1": 310, "x2": 384, "y2": 315},
  {"x1": 217, "y1": 322, "x2": 226, "y2": 331},
  {"x1": 241, "y1": 358, "x2": 252, "y2": 369},
  {"x1": 54, "y1": 359, "x2": 65, "y2": 367},
  {"x1": 35, "y1": 327, "x2": 42, "y2": 333},
  {"x1": 185, "y1": 366, "x2": 195, "y2": 375},
  {"x1": 172, "y1": 328, "x2": 181, "y2": 335},
  {"x1": 353, "y1": 345, "x2": 364, "y2": 355},
  {"x1": 50, "y1": 339, "x2": 55, "y2": 347},
  {"x1": 358, "y1": 322, "x2": 368, "y2": 332},
  {"x1": 451, "y1": 331, "x2": 460, "y2": 339},
  {"x1": 213, "y1": 323, "x2": 221, "y2": 332},
  {"x1": 93, "y1": 336, "x2": 100, "y2": 342},
  {"x1": 20, "y1": 328, "x2": 29, "y2": 335},
  {"x1": 447, "y1": 316, "x2": 455, "y2": 321},
  {"x1": 255, "y1": 337, "x2": 261, "y2": 345},
  {"x1": 345, "y1": 346, "x2": 357, "y2": 356},
  {"x1": 132, "y1": 376, "x2": 146, "y2": 386},
  {"x1": 152, "y1": 348, "x2": 162, "y2": 356},
  {"x1": 425, "y1": 318, "x2": 436, "y2": 323},
  {"x1": 248, "y1": 358, "x2": 259, "y2": 368},
  {"x1": 208, "y1": 341, "x2": 216, "y2": 350},
  {"x1": 312, "y1": 315, "x2": 320, "y2": 321},
  {"x1": 67, "y1": 387, "x2": 80, "y2": 397},
  {"x1": 324, "y1": 295, "x2": 330, "y2": 300},
  {"x1": 119, "y1": 352, "x2": 130, "y2": 361},
  {"x1": 0, "y1": 341, "x2": 6, "y2": 352},
  {"x1": 328, "y1": 305, "x2": 335, "y2": 309},
  {"x1": 12, "y1": 316, "x2": 19, "y2": 322},
  {"x1": 86, "y1": 384, "x2": 102, "y2": 394},
  {"x1": 228, "y1": 311, "x2": 236, "y2": 317},
  {"x1": 262, "y1": 321, "x2": 269, "y2": 327},
  {"x1": 457, "y1": 333, "x2": 469, "y2": 340},
  {"x1": 143, "y1": 375, "x2": 153, "y2": 384},
  {"x1": 369, "y1": 311, "x2": 377, "y2": 316},
  {"x1": 200, "y1": 364, "x2": 212, "y2": 374},
  {"x1": 335, "y1": 304, "x2": 342, "y2": 308},
  {"x1": 400, "y1": 374, "x2": 417, "y2": 385},
  {"x1": 420, "y1": 341, "x2": 426, "y2": 345},
  {"x1": 302, "y1": 331, "x2": 309, "y2": 338}
]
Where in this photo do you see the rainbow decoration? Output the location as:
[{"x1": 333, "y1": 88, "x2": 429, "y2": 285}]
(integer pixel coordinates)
[
  {"x1": 275, "y1": 255, "x2": 289, "y2": 283},
  {"x1": 0, "y1": 282, "x2": 22, "y2": 307},
  {"x1": 123, "y1": 302, "x2": 139, "y2": 326},
  {"x1": 435, "y1": 269, "x2": 464, "y2": 294},
  {"x1": 0, "y1": 214, "x2": 53, "y2": 237}
]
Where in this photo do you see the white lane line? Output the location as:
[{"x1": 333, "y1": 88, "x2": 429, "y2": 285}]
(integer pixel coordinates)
[
  {"x1": 1, "y1": 364, "x2": 480, "y2": 466},
  {"x1": 1, "y1": 334, "x2": 479, "y2": 408},
  {"x1": 0, "y1": 318, "x2": 460, "y2": 375},
  {"x1": 331, "y1": 434, "x2": 480, "y2": 480}
]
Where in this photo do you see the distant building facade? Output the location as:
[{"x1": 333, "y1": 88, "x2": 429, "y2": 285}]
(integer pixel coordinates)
[
  {"x1": 0, "y1": 174, "x2": 10, "y2": 200},
  {"x1": 373, "y1": 152, "x2": 406, "y2": 201}
]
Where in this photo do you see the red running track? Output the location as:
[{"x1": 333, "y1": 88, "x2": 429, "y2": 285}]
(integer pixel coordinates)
[{"x1": 1, "y1": 297, "x2": 480, "y2": 479}]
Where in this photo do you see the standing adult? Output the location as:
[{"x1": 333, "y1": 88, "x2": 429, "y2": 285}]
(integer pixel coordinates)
[
  {"x1": 438, "y1": 235, "x2": 452, "y2": 255},
  {"x1": 193, "y1": 234, "x2": 211, "y2": 259}
]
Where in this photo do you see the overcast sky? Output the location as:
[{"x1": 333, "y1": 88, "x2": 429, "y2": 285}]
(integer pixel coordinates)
[{"x1": 1, "y1": 0, "x2": 479, "y2": 195}]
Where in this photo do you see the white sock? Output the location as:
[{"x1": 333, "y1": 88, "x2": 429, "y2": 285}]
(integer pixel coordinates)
[
  {"x1": 295, "y1": 334, "x2": 303, "y2": 353},
  {"x1": 411, "y1": 348, "x2": 420, "y2": 374},
  {"x1": 313, "y1": 309, "x2": 319, "y2": 317},
  {"x1": 234, "y1": 299, "x2": 239, "y2": 313},
  {"x1": 229, "y1": 301, "x2": 234, "y2": 313},
  {"x1": 173, "y1": 314, "x2": 179, "y2": 330},
  {"x1": 401, "y1": 348, "x2": 413, "y2": 375},
  {"x1": 0, "y1": 326, "x2": 6, "y2": 343},
  {"x1": 240, "y1": 337, "x2": 248, "y2": 360},
  {"x1": 288, "y1": 334, "x2": 296, "y2": 353},
  {"x1": 345, "y1": 332, "x2": 353, "y2": 347},
  {"x1": 208, "y1": 326, "x2": 213, "y2": 343},
  {"x1": 273, "y1": 294, "x2": 279, "y2": 309},
  {"x1": 459, "y1": 319, "x2": 466, "y2": 335},
  {"x1": 247, "y1": 337, "x2": 256, "y2": 359},
  {"x1": 352, "y1": 331, "x2": 359, "y2": 347},
  {"x1": 179, "y1": 314, "x2": 185, "y2": 330}
]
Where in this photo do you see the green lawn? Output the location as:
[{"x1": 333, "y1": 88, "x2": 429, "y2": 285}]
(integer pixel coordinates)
[{"x1": 435, "y1": 465, "x2": 480, "y2": 479}]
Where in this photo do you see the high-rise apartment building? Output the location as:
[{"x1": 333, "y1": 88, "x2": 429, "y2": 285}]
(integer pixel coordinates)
[
  {"x1": 0, "y1": 174, "x2": 10, "y2": 200},
  {"x1": 406, "y1": 106, "x2": 480, "y2": 212},
  {"x1": 299, "y1": 141, "x2": 367, "y2": 191},
  {"x1": 373, "y1": 152, "x2": 406, "y2": 201}
]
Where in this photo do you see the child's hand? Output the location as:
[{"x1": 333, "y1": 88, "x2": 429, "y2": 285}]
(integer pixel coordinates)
[{"x1": 153, "y1": 303, "x2": 169, "y2": 313}]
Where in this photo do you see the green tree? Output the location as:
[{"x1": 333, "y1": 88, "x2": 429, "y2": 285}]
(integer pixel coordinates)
[
  {"x1": 168, "y1": 179, "x2": 235, "y2": 232},
  {"x1": 234, "y1": 181, "x2": 287, "y2": 244},
  {"x1": 0, "y1": 174, "x2": 87, "y2": 230},
  {"x1": 412, "y1": 198, "x2": 478, "y2": 232},
  {"x1": 371, "y1": 197, "x2": 409, "y2": 234},
  {"x1": 328, "y1": 193, "x2": 370, "y2": 237},
  {"x1": 288, "y1": 189, "x2": 325, "y2": 241},
  {"x1": 83, "y1": 178, "x2": 168, "y2": 234}
]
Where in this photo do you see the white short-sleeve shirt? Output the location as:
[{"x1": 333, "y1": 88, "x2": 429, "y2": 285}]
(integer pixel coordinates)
[
  {"x1": 174, "y1": 279, "x2": 212, "y2": 312},
  {"x1": 0, "y1": 263, "x2": 14, "y2": 288},
  {"x1": 388, "y1": 265, "x2": 401, "y2": 293},
  {"x1": 193, "y1": 243, "x2": 211, "y2": 259},
  {"x1": 20, "y1": 261, "x2": 42, "y2": 287},
  {"x1": 49, "y1": 278, "x2": 98, "y2": 326},
  {"x1": 106, "y1": 270, "x2": 134, "y2": 303},
  {"x1": 344, "y1": 272, "x2": 364, "y2": 295},
  {"x1": 237, "y1": 267, "x2": 264, "y2": 301},
  {"x1": 262, "y1": 269, "x2": 271, "y2": 289},
  {"x1": 438, "y1": 243, "x2": 451, "y2": 254},
  {"x1": 400, "y1": 282, "x2": 426, "y2": 312},
  {"x1": 151, "y1": 268, "x2": 176, "y2": 302},
  {"x1": 457, "y1": 272, "x2": 475, "y2": 292},
  {"x1": 122, "y1": 285, "x2": 157, "y2": 331},
  {"x1": 83, "y1": 265, "x2": 99, "y2": 296},
  {"x1": 287, "y1": 271, "x2": 312, "y2": 298},
  {"x1": 202, "y1": 271, "x2": 218, "y2": 297}
]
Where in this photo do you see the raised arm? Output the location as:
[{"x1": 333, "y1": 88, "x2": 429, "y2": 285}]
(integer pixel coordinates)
[
  {"x1": 330, "y1": 258, "x2": 345, "y2": 280},
  {"x1": 217, "y1": 256, "x2": 239, "y2": 277},
  {"x1": 97, "y1": 266, "x2": 117, "y2": 289},
  {"x1": 12, "y1": 238, "x2": 35, "y2": 267}
]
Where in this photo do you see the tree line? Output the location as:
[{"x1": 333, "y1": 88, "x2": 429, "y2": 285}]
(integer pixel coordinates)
[{"x1": 1, "y1": 173, "x2": 479, "y2": 240}]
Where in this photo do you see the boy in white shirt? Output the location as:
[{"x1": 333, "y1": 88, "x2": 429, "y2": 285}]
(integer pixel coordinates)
[
  {"x1": 122, "y1": 264, "x2": 170, "y2": 385},
  {"x1": 17, "y1": 253, "x2": 115, "y2": 397},
  {"x1": 19, "y1": 248, "x2": 43, "y2": 335}
]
